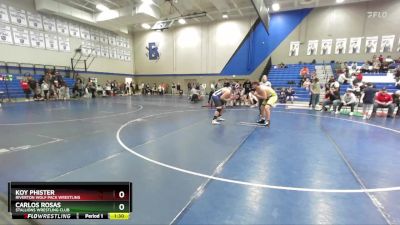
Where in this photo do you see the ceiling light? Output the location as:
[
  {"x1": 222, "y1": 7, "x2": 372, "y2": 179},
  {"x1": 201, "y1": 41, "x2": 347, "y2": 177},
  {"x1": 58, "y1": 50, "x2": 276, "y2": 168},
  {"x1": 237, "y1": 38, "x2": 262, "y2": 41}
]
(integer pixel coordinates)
[
  {"x1": 222, "y1": 13, "x2": 228, "y2": 19},
  {"x1": 271, "y1": 3, "x2": 280, "y2": 11},
  {"x1": 142, "y1": 0, "x2": 153, "y2": 5},
  {"x1": 178, "y1": 18, "x2": 186, "y2": 24},
  {"x1": 141, "y1": 23, "x2": 151, "y2": 29},
  {"x1": 96, "y1": 3, "x2": 109, "y2": 12},
  {"x1": 336, "y1": 0, "x2": 345, "y2": 3}
]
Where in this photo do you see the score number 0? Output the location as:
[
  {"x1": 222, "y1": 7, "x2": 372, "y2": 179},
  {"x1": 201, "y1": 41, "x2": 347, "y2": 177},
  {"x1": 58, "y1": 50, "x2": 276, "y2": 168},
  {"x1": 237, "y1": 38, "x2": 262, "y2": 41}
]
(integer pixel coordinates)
[{"x1": 118, "y1": 191, "x2": 125, "y2": 211}]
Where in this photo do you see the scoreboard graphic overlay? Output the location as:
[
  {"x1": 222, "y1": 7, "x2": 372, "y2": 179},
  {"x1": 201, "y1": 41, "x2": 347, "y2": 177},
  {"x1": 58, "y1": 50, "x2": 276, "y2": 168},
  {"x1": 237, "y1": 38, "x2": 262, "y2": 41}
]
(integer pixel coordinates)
[{"x1": 8, "y1": 182, "x2": 132, "y2": 220}]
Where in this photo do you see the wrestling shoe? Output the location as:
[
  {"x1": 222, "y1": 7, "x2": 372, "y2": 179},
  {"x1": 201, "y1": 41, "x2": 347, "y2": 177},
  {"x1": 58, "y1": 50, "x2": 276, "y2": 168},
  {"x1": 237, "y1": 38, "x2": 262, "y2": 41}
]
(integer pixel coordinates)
[
  {"x1": 211, "y1": 120, "x2": 221, "y2": 125},
  {"x1": 257, "y1": 119, "x2": 265, "y2": 124},
  {"x1": 217, "y1": 117, "x2": 225, "y2": 121}
]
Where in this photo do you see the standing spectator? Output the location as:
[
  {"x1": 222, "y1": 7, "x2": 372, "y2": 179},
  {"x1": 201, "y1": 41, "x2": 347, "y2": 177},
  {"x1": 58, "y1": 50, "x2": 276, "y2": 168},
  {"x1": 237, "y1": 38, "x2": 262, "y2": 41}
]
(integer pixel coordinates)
[
  {"x1": 34, "y1": 81, "x2": 42, "y2": 100},
  {"x1": 41, "y1": 80, "x2": 49, "y2": 100},
  {"x1": 260, "y1": 75, "x2": 272, "y2": 87},
  {"x1": 20, "y1": 78, "x2": 31, "y2": 101},
  {"x1": 172, "y1": 82, "x2": 176, "y2": 95},
  {"x1": 177, "y1": 83, "x2": 181, "y2": 95},
  {"x1": 130, "y1": 81, "x2": 134, "y2": 95},
  {"x1": 27, "y1": 76, "x2": 37, "y2": 100},
  {"x1": 140, "y1": 82, "x2": 144, "y2": 95},
  {"x1": 371, "y1": 88, "x2": 395, "y2": 118},
  {"x1": 392, "y1": 90, "x2": 400, "y2": 117},
  {"x1": 243, "y1": 80, "x2": 252, "y2": 102},
  {"x1": 187, "y1": 82, "x2": 192, "y2": 96},
  {"x1": 125, "y1": 82, "x2": 130, "y2": 95},
  {"x1": 361, "y1": 83, "x2": 377, "y2": 119},
  {"x1": 310, "y1": 78, "x2": 321, "y2": 110},
  {"x1": 336, "y1": 89, "x2": 357, "y2": 115},
  {"x1": 322, "y1": 88, "x2": 341, "y2": 112}
]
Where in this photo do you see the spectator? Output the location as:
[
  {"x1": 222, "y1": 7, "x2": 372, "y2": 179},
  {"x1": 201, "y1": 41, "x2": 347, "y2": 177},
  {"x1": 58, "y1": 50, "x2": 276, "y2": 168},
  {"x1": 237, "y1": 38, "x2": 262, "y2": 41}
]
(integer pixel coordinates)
[
  {"x1": 336, "y1": 89, "x2": 357, "y2": 115},
  {"x1": 172, "y1": 82, "x2": 176, "y2": 95},
  {"x1": 27, "y1": 76, "x2": 37, "y2": 100},
  {"x1": 361, "y1": 82, "x2": 377, "y2": 119},
  {"x1": 322, "y1": 88, "x2": 341, "y2": 112},
  {"x1": 34, "y1": 81, "x2": 42, "y2": 101},
  {"x1": 130, "y1": 81, "x2": 135, "y2": 95},
  {"x1": 360, "y1": 61, "x2": 370, "y2": 73},
  {"x1": 310, "y1": 78, "x2": 321, "y2": 110},
  {"x1": 140, "y1": 83, "x2": 144, "y2": 94},
  {"x1": 371, "y1": 88, "x2": 395, "y2": 118},
  {"x1": 278, "y1": 88, "x2": 287, "y2": 103},
  {"x1": 285, "y1": 87, "x2": 295, "y2": 104},
  {"x1": 260, "y1": 75, "x2": 272, "y2": 87},
  {"x1": 41, "y1": 80, "x2": 49, "y2": 100},
  {"x1": 355, "y1": 71, "x2": 363, "y2": 83},
  {"x1": 177, "y1": 83, "x2": 182, "y2": 95},
  {"x1": 187, "y1": 82, "x2": 192, "y2": 96},
  {"x1": 338, "y1": 73, "x2": 351, "y2": 84},
  {"x1": 395, "y1": 78, "x2": 400, "y2": 89},
  {"x1": 303, "y1": 78, "x2": 311, "y2": 90},
  {"x1": 20, "y1": 78, "x2": 31, "y2": 101},
  {"x1": 299, "y1": 66, "x2": 309, "y2": 78},
  {"x1": 190, "y1": 86, "x2": 200, "y2": 103},
  {"x1": 392, "y1": 90, "x2": 400, "y2": 117},
  {"x1": 373, "y1": 60, "x2": 380, "y2": 73}
]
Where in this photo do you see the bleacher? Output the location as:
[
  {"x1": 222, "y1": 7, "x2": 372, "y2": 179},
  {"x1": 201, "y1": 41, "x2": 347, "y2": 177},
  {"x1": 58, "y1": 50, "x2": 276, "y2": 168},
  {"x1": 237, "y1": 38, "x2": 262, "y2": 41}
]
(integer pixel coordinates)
[
  {"x1": 268, "y1": 64, "x2": 315, "y2": 101},
  {"x1": 268, "y1": 62, "x2": 399, "y2": 103},
  {"x1": 0, "y1": 74, "x2": 75, "y2": 99}
]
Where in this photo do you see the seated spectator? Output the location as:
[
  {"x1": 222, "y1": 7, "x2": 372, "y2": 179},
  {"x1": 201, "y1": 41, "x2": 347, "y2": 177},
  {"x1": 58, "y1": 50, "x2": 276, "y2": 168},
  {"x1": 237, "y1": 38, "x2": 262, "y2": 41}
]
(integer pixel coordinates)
[
  {"x1": 392, "y1": 90, "x2": 400, "y2": 117},
  {"x1": 285, "y1": 87, "x2": 295, "y2": 104},
  {"x1": 385, "y1": 56, "x2": 394, "y2": 63},
  {"x1": 322, "y1": 88, "x2": 341, "y2": 112},
  {"x1": 190, "y1": 86, "x2": 200, "y2": 103},
  {"x1": 299, "y1": 66, "x2": 309, "y2": 78},
  {"x1": 361, "y1": 82, "x2": 377, "y2": 119},
  {"x1": 355, "y1": 71, "x2": 363, "y2": 83},
  {"x1": 278, "y1": 88, "x2": 287, "y2": 103},
  {"x1": 395, "y1": 78, "x2": 400, "y2": 89},
  {"x1": 58, "y1": 82, "x2": 70, "y2": 100},
  {"x1": 336, "y1": 89, "x2": 357, "y2": 116},
  {"x1": 338, "y1": 73, "x2": 351, "y2": 84},
  {"x1": 373, "y1": 60, "x2": 381, "y2": 73},
  {"x1": 360, "y1": 61, "x2": 371, "y2": 73},
  {"x1": 394, "y1": 66, "x2": 400, "y2": 80},
  {"x1": 277, "y1": 62, "x2": 286, "y2": 68},
  {"x1": 371, "y1": 88, "x2": 395, "y2": 118},
  {"x1": 302, "y1": 78, "x2": 311, "y2": 90},
  {"x1": 325, "y1": 76, "x2": 335, "y2": 91}
]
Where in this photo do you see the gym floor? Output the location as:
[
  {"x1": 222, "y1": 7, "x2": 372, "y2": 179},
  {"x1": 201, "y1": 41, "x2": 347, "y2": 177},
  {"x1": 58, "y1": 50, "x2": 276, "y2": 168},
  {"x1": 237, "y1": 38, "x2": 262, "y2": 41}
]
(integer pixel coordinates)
[{"x1": 0, "y1": 96, "x2": 399, "y2": 225}]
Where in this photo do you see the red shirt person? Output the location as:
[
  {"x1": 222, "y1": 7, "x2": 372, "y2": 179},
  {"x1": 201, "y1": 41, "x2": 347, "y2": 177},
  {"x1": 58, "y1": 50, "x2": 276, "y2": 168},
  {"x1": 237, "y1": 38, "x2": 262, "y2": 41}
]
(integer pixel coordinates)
[
  {"x1": 372, "y1": 88, "x2": 395, "y2": 118},
  {"x1": 299, "y1": 66, "x2": 310, "y2": 78}
]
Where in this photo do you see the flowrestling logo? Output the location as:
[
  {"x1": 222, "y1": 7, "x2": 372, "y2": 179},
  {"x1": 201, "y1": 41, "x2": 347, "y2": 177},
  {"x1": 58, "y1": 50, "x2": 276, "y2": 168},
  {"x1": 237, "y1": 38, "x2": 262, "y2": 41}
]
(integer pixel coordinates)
[{"x1": 367, "y1": 11, "x2": 388, "y2": 19}]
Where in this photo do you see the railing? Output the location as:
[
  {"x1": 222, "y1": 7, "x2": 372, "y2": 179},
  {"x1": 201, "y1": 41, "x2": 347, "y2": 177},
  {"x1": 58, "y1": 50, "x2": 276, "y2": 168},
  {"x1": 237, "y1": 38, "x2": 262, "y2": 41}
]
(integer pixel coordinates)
[{"x1": 0, "y1": 61, "x2": 71, "y2": 78}]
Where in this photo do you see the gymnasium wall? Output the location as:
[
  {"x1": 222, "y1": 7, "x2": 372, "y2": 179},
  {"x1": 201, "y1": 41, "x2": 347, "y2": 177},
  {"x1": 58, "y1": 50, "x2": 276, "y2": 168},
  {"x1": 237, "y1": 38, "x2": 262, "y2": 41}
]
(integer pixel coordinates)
[
  {"x1": 0, "y1": 0, "x2": 134, "y2": 74},
  {"x1": 132, "y1": 17, "x2": 256, "y2": 74},
  {"x1": 270, "y1": 0, "x2": 400, "y2": 65}
]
